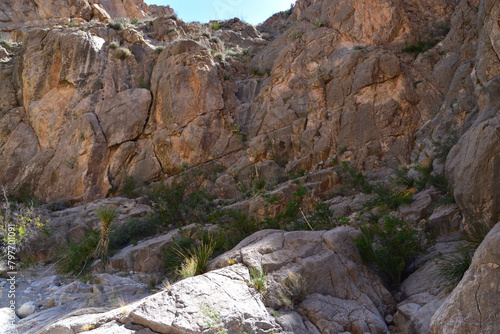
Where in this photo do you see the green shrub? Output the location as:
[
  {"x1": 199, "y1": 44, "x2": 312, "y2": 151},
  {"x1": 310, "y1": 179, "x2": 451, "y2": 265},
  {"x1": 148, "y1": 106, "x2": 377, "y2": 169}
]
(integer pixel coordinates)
[
  {"x1": 210, "y1": 22, "x2": 222, "y2": 30},
  {"x1": 162, "y1": 235, "x2": 194, "y2": 275},
  {"x1": 155, "y1": 46, "x2": 165, "y2": 54},
  {"x1": 108, "y1": 215, "x2": 165, "y2": 251},
  {"x1": 130, "y1": 17, "x2": 140, "y2": 25},
  {"x1": 413, "y1": 161, "x2": 448, "y2": 193},
  {"x1": 147, "y1": 180, "x2": 214, "y2": 228},
  {"x1": 0, "y1": 196, "x2": 46, "y2": 257},
  {"x1": 119, "y1": 176, "x2": 140, "y2": 198},
  {"x1": 355, "y1": 214, "x2": 424, "y2": 289},
  {"x1": 434, "y1": 133, "x2": 458, "y2": 163},
  {"x1": 109, "y1": 42, "x2": 119, "y2": 50},
  {"x1": 362, "y1": 183, "x2": 413, "y2": 211},
  {"x1": 55, "y1": 230, "x2": 100, "y2": 276},
  {"x1": 261, "y1": 184, "x2": 309, "y2": 230},
  {"x1": 338, "y1": 161, "x2": 372, "y2": 193},
  {"x1": 206, "y1": 209, "x2": 259, "y2": 252},
  {"x1": 67, "y1": 21, "x2": 77, "y2": 28}
]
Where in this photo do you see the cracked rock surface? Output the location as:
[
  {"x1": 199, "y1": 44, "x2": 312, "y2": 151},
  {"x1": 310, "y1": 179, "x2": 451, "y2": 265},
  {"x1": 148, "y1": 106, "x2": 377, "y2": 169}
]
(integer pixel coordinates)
[{"x1": 430, "y1": 222, "x2": 500, "y2": 334}]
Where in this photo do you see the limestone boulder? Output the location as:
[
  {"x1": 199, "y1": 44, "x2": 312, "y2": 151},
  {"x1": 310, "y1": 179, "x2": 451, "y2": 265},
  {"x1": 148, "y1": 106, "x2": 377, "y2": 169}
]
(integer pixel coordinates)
[
  {"x1": 431, "y1": 222, "x2": 500, "y2": 334},
  {"x1": 109, "y1": 229, "x2": 181, "y2": 273},
  {"x1": 446, "y1": 114, "x2": 500, "y2": 232},
  {"x1": 210, "y1": 228, "x2": 395, "y2": 333},
  {"x1": 17, "y1": 302, "x2": 36, "y2": 319},
  {"x1": 127, "y1": 264, "x2": 283, "y2": 334}
]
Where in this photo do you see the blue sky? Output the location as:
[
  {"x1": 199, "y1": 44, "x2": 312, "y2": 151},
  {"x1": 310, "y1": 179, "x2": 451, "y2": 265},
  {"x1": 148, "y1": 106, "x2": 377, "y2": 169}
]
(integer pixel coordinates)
[{"x1": 144, "y1": 0, "x2": 296, "y2": 25}]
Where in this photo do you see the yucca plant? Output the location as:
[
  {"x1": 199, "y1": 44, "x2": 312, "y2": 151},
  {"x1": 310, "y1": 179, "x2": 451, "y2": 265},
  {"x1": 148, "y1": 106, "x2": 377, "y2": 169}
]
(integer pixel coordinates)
[{"x1": 93, "y1": 205, "x2": 118, "y2": 263}]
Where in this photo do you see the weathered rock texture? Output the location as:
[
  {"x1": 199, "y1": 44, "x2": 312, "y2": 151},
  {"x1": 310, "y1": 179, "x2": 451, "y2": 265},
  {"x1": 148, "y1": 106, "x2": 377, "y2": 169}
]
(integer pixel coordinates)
[
  {"x1": 29, "y1": 227, "x2": 394, "y2": 334},
  {"x1": 210, "y1": 228, "x2": 395, "y2": 333},
  {"x1": 0, "y1": 0, "x2": 173, "y2": 40},
  {"x1": 430, "y1": 222, "x2": 500, "y2": 333}
]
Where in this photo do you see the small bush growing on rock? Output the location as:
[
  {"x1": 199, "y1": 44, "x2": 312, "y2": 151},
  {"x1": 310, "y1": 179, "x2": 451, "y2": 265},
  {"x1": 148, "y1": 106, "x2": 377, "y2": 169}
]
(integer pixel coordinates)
[
  {"x1": 154, "y1": 46, "x2": 165, "y2": 54},
  {"x1": 114, "y1": 47, "x2": 133, "y2": 60},
  {"x1": 355, "y1": 214, "x2": 424, "y2": 289},
  {"x1": 130, "y1": 17, "x2": 140, "y2": 25}
]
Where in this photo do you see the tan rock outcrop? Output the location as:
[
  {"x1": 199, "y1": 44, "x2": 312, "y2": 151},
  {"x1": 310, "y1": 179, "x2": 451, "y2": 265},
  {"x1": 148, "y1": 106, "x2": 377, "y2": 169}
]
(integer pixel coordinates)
[
  {"x1": 0, "y1": 0, "x2": 173, "y2": 40},
  {"x1": 430, "y1": 222, "x2": 500, "y2": 333}
]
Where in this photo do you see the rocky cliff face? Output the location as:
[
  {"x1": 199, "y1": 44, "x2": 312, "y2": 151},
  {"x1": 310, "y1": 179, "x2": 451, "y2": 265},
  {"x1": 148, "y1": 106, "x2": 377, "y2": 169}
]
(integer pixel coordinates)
[
  {"x1": 2, "y1": 0, "x2": 498, "y2": 231},
  {"x1": 1, "y1": 0, "x2": 500, "y2": 332}
]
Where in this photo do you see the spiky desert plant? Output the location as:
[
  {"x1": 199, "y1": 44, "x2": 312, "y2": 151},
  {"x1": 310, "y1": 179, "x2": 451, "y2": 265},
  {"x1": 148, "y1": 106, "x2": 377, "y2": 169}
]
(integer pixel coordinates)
[
  {"x1": 174, "y1": 240, "x2": 215, "y2": 278},
  {"x1": 93, "y1": 205, "x2": 118, "y2": 262}
]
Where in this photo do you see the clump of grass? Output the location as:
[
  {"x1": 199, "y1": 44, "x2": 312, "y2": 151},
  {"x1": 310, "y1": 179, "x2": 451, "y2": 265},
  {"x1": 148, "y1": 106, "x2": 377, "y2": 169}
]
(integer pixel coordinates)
[
  {"x1": 312, "y1": 18, "x2": 324, "y2": 28},
  {"x1": 276, "y1": 270, "x2": 307, "y2": 309},
  {"x1": 139, "y1": 77, "x2": 150, "y2": 89},
  {"x1": 174, "y1": 240, "x2": 215, "y2": 278},
  {"x1": 249, "y1": 267, "x2": 267, "y2": 294},
  {"x1": 434, "y1": 243, "x2": 475, "y2": 291},
  {"x1": 155, "y1": 46, "x2": 165, "y2": 54},
  {"x1": 251, "y1": 67, "x2": 271, "y2": 77},
  {"x1": 93, "y1": 205, "x2": 118, "y2": 263},
  {"x1": 114, "y1": 47, "x2": 133, "y2": 60},
  {"x1": 107, "y1": 18, "x2": 127, "y2": 31},
  {"x1": 130, "y1": 17, "x2": 140, "y2": 25},
  {"x1": 289, "y1": 31, "x2": 302, "y2": 39},
  {"x1": 109, "y1": 41, "x2": 119, "y2": 50}
]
